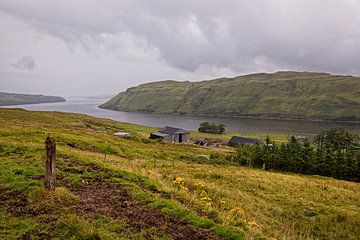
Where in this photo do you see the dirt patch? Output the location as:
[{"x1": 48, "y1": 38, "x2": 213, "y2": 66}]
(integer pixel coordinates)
[
  {"x1": 3, "y1": 155, "x2": 221, "y2": 239},
  {"x1": 0, "y1": 187, "x2": 59, "y2": 218},
  {"x1": 19, "y1": 231, "x2": 51, "y2": 240},
  {"x1": 57, "y1": 156, "x2": 221, "y2": 239},
  {"x1": 58, "y1": 155, "x2": 171, "y2": 199},
  {"x1": 0, "y1": 188, "x2": 28, "y2": 217},
  {"x1": 72, "y1": 180, "x2": 220, "y2": 240},
  {"x1": 26, "y1": 175, "x2": 44, "y2": 180}
]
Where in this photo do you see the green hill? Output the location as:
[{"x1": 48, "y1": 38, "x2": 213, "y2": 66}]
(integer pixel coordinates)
[
  {"x1": 0, "y1": 92, "x2": 65, "y2": 106},
  {"x1": 100, "y1": 71, "x2": 360, "y2": 121},
  {"x1": 1, "y1": 109, "x2": 359, "y2": 239}
]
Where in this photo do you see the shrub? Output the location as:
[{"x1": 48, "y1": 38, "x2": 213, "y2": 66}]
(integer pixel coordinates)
[
  {"x1": 233, "y1": 128, "x2": 360, "y2": 181},
  {"x1": 198, "y1": 122, "x2": 225, "y2": 134}
]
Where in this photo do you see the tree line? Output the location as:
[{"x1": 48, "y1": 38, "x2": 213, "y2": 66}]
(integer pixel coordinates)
[{"x1": 234, "y1": 128, "x2": 360, "y2": 181}]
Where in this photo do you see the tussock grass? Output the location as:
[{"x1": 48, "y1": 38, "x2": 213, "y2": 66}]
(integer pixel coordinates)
[
  {"x1": 28, "y1": 187, "x2": 78, "y2": 213},
  {"x1": 58, "y1": 214, "x2": 129, "y2": 239}
]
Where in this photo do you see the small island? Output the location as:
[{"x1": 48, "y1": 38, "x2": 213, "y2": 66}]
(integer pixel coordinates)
[{"x1": 0, "y1": 92, "x2": 65, "y2": 106}]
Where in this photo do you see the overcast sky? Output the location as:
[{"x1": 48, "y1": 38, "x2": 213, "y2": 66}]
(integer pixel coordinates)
[{"x1": 0, "y1": 0, "x2": 360, "y2": 96}]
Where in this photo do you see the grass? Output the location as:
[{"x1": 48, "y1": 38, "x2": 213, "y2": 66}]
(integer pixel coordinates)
[
  {"x1": 0, "y1": 143, "x2": 238, "y2": 240},
  {"x1": 0, "y1": 108, "x2": 359, "y2": 239}
]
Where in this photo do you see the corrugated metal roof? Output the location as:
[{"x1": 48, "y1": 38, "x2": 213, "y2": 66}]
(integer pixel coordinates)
[
  {"x1": 228, "y1": 136, "x2": 261, "y2": 145},
  {"x1": 159, "y1": 126, "x2": 189, "y2": 134},
  {"x1": 151, "y1": 132, "x2": 170, "y2": 137}
]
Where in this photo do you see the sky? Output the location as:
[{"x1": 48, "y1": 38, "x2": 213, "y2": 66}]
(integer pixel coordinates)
[{"x1": 0, "y1": 0, "x2": 360, "y2": 96}]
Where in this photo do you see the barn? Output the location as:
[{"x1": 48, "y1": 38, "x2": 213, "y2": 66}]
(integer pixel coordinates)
[
  {"x1": 150, "y1": 126, "x2": 190, "y2": 143},
  {"x1": 228, "y1": 136, "x2": 261, "y2": 147}
]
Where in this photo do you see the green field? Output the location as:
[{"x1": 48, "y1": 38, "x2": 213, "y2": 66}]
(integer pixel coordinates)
[
  {"x1": 0, "y1": 109, "x2": 359, "y2": 240},
  {"x1": 101, "y1": 71, "x2": 360, "y2": 121}
]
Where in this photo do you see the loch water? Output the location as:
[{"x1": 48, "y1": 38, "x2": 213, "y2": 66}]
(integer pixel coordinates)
[{"x1": 3, "y1": 97, "x2": 360, "y2": 136}]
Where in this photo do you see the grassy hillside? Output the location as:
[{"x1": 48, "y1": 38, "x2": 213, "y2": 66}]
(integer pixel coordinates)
[
  {"x1": 0, "y1": 92, "x2": 65, "y2": 106},
  {"x1": 101, "y1": 71, "x2": 360, "y2": 121},
  {"x1": 0, "y1": 109, "x2": 359, "y2": 240}
]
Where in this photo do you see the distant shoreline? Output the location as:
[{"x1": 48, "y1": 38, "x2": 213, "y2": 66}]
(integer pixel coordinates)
[
  {"x1": 0, "y1": 92, "x2": 66, "y2": 106},
  {"x1": 99, "y1": 106, "x2": 360, "y2": 124},
  {"x1": 0, "y1": 99, "x2": 66, "y2": 106}
]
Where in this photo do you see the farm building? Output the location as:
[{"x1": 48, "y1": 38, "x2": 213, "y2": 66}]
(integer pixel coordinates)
[
  {"x1": 228, "y1": 136, "x2": 261, "y2": 147},
  {"x1": 150, "y1": 126, "x2": 190, "y2": 143}
]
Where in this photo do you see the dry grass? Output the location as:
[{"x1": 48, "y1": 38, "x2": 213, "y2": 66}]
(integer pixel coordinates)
[
  {"x1": 62, "y1": 146, "x2": 360, "y2": 240},
  {"x1": 28, "y1": 187, "x2": 78, "y2": 212}
]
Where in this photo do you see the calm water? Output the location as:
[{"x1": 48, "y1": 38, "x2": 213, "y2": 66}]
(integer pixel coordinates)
[{"x1": 2, "y1": 98, "x2": 360, "y2": 135}]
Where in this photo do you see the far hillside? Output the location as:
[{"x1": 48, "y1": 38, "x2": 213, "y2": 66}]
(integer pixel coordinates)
[
  {"x1": 101, "y1": 71, "x2": 360, "y2": 122},
  {"x1": 0, "y1": 92, "x2": 65, "y2": 106}
]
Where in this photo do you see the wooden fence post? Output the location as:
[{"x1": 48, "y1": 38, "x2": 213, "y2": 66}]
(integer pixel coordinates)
[{"x1": 45, "y1": 135, "x2": 56, "y2": 191}]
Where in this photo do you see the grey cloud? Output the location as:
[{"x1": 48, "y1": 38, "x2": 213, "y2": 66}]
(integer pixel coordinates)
[
  {"x1": 1, "y1": 0, "x2": 360, "y2": 75},
  {"x1": 12, "y1": 55, "x2": 36, "y2": 70}
]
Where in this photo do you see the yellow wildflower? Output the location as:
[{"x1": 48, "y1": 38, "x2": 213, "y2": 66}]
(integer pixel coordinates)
[
  {"x1": 227, "y1": 207, "x2": 245, "y2": 222},
  {"x1": 199, "y1": 190, "x2": 208, "y2": 198},
  {"x1": 174, "y1": 177, "x2": 184, "y2": 184},
  {"x1": 194, "y1": 181, "x2": 206, "y2": 188},
  {"x1": 204, "y1": 202, "x2": 212, "y2": 208},
  {"x1": 247, "y1": 221, "x2": 258, "y2": 227},
  {"x1": 200, "y1": 196, "x2": 212, "y2": 202}
]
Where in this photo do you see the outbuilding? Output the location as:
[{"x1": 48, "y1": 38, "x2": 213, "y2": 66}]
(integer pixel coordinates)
[
  {"x1": 228, "y1": 136, "x2": 261, "y2": 147},
  {"x1": 150, "y1": 126, "x2": 190, "y2": 143}
]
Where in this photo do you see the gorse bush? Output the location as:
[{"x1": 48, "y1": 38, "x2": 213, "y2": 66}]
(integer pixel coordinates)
[{"x1": 234, "y1": 128, "x2": 360, "y2": 181}]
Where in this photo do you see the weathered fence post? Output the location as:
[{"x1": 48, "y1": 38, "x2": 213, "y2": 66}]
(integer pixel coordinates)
[{"x1": 45, "y1": 135, "x2": 56, "y2": 191}]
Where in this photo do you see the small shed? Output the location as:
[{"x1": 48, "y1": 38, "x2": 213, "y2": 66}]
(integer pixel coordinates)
[
  {"x1": 228, "y1": 136, "x2": 261, "y2": 147},
  {"x1": 150, "y1": 126, "x2": 190, "y2": 143},
  {"x1": 113, "y1": 132, "x2": 131, "y2": 138},
  {"x1": 150, "y1": 132, "x2": 172, "y2": 142}
]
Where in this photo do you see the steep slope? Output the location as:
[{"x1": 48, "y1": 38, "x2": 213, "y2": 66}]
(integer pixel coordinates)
[
  {"x1": 0, "y1": 92, "x2": 65, "y2": 106},
  {"x1": 100, "y1": 72, "x2": 360, "y2": 121}
]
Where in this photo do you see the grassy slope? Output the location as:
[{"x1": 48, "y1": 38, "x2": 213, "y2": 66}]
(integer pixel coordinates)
[
  {"x1": 0, "y1": 109, "x2": 359, "y2": 240},
  {"x1": 101, "y1": 71, "x2": 360, "y2": 121},
  {"x1": 0, "y1": 92, "x2": 65, "y2": 106}
]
